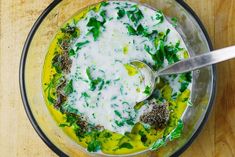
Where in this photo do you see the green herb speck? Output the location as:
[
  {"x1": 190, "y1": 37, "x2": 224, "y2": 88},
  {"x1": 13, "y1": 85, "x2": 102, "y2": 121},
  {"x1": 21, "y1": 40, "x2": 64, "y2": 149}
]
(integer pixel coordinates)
[
  {"x1": 81, "y1": 92, "x2": 90, "y2": 98},
  {"x1": 100, "y1": 10, "x2": 107, "y2": 20},
  {"x1": 117, "y1": 7, "x2": 126, "y2": 19},
  {"x1": 151, "y1": 138, "x2": 166, "y2": 150},
  {"x1": 76, "y1": 40, "x2": 90, "y2": 51},
  {"x1": 126, "y1": 24, "x2": 137, "y2": 35},
  {"x1": 92, "y1": 113, "x2": 96, "y2": 118},
  {"x1": 68, "y1": 49, "x2": 75, "y2": 56},
  {"x1": 119, "y1": 142, "x2": 133, "y2": 149},
  {"x1": 87, "y1": 17, "x2": 105, "y2": 41},
  {"x1": 155, "y1": 10, "x2": 164, "y2": 24},
  {"x1": 101, "y1": 1, "x2": 109, "y2": 7},
  {"x1": 127, "y1": 6, "x2": 143, "y2": 25},
  {"x1": 64, "y1": 80, "x2": 73, "y2": 95},
  {"x1": 171, "y1": 17, "x2": 178, "y2": 27},
  {"x1": 114, "y1": 110, "x2": 122, "y2": 118},
  {"x1": 115, "y1": 120, "x2": 124, "y2": 127},
  {"x1": 111, "y1": 96, "x2": 117, "y2": 100},
  {"x1": 144, "y1": 86, "x2": 151, "y2": 95},
  {"x1": 87, "y1": 140, "x2": 101, "y2": 152},
  {"x1": 169, "y1": 120, "x2": 184, "y2": 141}
]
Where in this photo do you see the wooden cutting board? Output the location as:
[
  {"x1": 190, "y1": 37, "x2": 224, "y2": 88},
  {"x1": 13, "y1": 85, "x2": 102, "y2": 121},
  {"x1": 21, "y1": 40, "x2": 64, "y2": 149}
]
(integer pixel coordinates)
[{"x1": 0, "y1": 0, "x2": 235, "y2": 156}]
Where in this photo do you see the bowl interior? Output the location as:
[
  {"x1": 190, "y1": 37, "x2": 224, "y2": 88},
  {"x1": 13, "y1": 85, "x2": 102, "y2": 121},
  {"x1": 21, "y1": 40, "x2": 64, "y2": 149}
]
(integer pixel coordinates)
[{"x1": 20, "y1": 0, "x2": 215, "y2": 156}]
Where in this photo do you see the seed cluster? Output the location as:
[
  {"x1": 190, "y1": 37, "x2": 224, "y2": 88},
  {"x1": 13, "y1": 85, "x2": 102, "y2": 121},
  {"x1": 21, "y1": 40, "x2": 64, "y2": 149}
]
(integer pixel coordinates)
[{"x1": 140, "y1": 102, "x2": 169, "y2": 129}]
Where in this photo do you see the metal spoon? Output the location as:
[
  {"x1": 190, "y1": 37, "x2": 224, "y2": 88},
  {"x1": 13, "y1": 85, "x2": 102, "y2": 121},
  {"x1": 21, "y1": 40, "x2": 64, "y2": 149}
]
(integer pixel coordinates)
[{"x1": 131, "y1": 46, "x2": 235, "y2": 103}]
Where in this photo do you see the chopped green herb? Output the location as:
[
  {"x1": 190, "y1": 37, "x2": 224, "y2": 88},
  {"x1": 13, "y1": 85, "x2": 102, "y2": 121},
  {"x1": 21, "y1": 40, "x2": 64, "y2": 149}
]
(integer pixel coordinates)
[
  {"x1": 76, "y1": 40, "x2": 90, "y2": 51},
  {"x1": 105, "y1": 80, "x2": 111, "y2": 84},
  {"x1": 57, "y1": 38, "x2": 62, "y2": 45},
  {"x1": 179, "y1": 72, "x2": 191, "y2": 92},
  {"x1": 125, "y1": 119, "x2": 135, "y2": 125},
  {"x1": 100, "y1": 10, "x2": 107, "y2": 20},
  {"x1": 188, "y1": 100, "x2": 193, "y2": 106},
  {"x1": 119, "y1": 142, "x2": 133, "y2": 149},
  {"x1": 64, "y1": 80, "x2": 73, "y2": 95},
  {"x1": 139, "y1": 131, "x2": 147, "y2": 143},
  {"x1": 122, "y1": 101, "x2": 129, "y2": 105},
  {"x1": 179, "y1": 72, "x2": 192, "y2": 83},
  {"x1": 114, "y1": 78, "x2": 121, "y2": 82},
  {"x1": 103, "y1": 132, "x2": 112, "y2": 138},
  {"x1": 109, "y1": 17, "x2": 114, "y2": 21},
  {"x1": 87, "y1": 140, "x2": 101, "y2": 152},
  {"x1": 127, "y1": 6, "x2": 144, "y2": 25},
  {"x1": 111, "y1": 104, "x2": 119, "y2": 108},
  {"x1": 171, "y1": 17, "x2": 178, "y2": 27},
  {"x1": 136, "y1": 24, "x2": 144, "y2": 33},
  {"x1": 143, "y1": 86, "x2": 151, "y2": 95},
  {"x1": 88, "y1": 27, "x2": 100, "y2": 41},
  {"x1": 59, "y1": 113, "x2": 78, "y2": 128},
  {"x1": 59, "y1": 123, "x2": 69, "y2": 127},
  {"x1": 171, "y1": 92, "x2": 178, "y2": 100},
  {"x1": 153, "y1": 40, "x2": 165, "y2": 69},
  {"x1": 47, "y1": 94, "x2": 56, "y2": 104},
  {"x1": 44, "y1": 73, "x2": 62, "y2": 104},
  {"x1": 68, "y1": 49, "x2": 75, "y2": 56},
  {"x1": 61, "y1": 24, "x2": 79, "y2": 38},
  {"x1": 91, "y1": 78, "x2": 102, "y2": 91},
  {"x1": 180, "y1": 82, "x2": 189, "y2": 93},
  {"x1": 144, "y1": 45, "x2": 151, "y2": 54},
  {"x1": 169, "y1": 120, "x2": 183, "y2": 141},
  {"x1": 81, "y1": 92, "x2": 90, "y2": 98},
  {"x1": 60, "y1": 104, "x2": 79, "y2": 114},
  {"x1": 101, "y1": 1, "x2": 109, "y2": 7},
  {"x1": 145, "y1": 30, "x2": 158, "y2": 39},
  {"x1": 98, "y1": 79, "x2": 105, "y2": 90},
  {"x1": 114, "y1": 110, "x2": 122, "y2": 118},
  {"x1": 111, "y1": 96, "x2": 118, "y2": 100},
  {"x1": 151, "y1": 138, "x2": 166, "y2": 150},
  {"x1": 164, "y1": 41, "x2": 183, "y2": 64},
  {"x1": 126, "y1": 24, "x2": 137, "y2": 35},
  {"x1": 115, "y1": 120, "x2": 124, "y2": 127},
  {"x1": 117, "y1": 7, "x2": 126, "y2": 19},
  {"x1": 52, "y1": 54, "x2": 62, "y2": 73},
  {"x1": 86, "y1": 67, "x2": 105, "y2": 91},
  {"x1": 120, "y1": 85, "x2": 124, "y2": 95},
  {"x1": 157, "y1": 29, "x2": 170, "y2": 42},
  {"x1": 182, "y1": 97, "x2": 189, "y2": 102},
  {"x1": 155, "y1": 10, "x2": 164, "y2": 24},
  {"x1": 136, "y1": 24, "x2": 148, "y2": 36},
  {"x1": 144, "y1": 29, "x2": 172, "y2": 69},
  {"x1": 126, "y1": 24, "x2": 148, "y2": 36},
  {"x1": 87, "y1": 17, "x2": 105, "y2": 41},
  {"x1": 86, "y1": 67, "x2": 92, "y2": 80}
]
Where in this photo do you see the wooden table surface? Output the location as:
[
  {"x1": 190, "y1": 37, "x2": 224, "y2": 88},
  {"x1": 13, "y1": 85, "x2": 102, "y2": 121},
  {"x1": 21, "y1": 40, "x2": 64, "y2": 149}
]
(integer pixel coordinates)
[{"x1": 1, "y1": 0, "x2": 235, "y2": 156}]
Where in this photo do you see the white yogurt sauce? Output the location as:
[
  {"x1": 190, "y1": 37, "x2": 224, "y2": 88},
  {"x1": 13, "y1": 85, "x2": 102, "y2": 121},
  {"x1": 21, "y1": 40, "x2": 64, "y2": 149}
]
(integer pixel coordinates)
[{"x1": 65, "y1": 1, "x2": 190, "y2": 134}]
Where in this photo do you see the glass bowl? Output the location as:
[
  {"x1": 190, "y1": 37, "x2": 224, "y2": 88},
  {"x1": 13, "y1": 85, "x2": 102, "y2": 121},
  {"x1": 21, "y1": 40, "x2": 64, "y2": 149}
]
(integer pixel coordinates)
[{"x1": 19, "y1": 0, "x2": 216, "y2": 156}]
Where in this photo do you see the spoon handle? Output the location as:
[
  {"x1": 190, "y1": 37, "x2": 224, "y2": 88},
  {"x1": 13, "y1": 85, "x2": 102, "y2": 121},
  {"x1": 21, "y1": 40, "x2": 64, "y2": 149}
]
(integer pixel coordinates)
[{"x1": 157, "y1": 46, "x2": 235, "y2": 76}]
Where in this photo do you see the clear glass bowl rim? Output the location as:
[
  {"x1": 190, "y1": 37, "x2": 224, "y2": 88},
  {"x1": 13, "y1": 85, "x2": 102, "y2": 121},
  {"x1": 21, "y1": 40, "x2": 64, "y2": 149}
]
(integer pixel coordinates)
[{"x1": 19, "y1": 0, "x2": 216, "y2": 156}]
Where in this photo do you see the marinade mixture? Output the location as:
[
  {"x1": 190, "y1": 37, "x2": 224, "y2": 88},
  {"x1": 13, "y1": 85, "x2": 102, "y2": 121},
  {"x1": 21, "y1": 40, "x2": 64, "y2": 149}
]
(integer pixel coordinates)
[{"x1": 43, "y1": 1, "x2": 192, "y2": 155}]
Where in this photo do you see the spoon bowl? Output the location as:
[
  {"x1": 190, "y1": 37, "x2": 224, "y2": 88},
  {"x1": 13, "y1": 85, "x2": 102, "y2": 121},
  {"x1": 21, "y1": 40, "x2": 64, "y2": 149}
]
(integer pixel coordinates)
[{"x1": 130, "y1": 60, "x2": 157, "y2": 102}]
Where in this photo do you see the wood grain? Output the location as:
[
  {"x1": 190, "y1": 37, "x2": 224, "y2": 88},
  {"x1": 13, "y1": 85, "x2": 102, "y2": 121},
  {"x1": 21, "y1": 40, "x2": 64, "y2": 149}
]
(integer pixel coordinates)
[
  {"x1": 214, "y1": 1, "x2": 235, "y2": 156},
  {"x1": 0, "y1": 0, "x2": 235, "y2": 156}
]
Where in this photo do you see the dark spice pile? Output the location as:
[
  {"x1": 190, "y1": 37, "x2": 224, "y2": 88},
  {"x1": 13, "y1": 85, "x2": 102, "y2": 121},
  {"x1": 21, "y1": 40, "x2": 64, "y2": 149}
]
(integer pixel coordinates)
[{"x1": 140, "y1": 102, "x2": 169, "y2": 129}]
